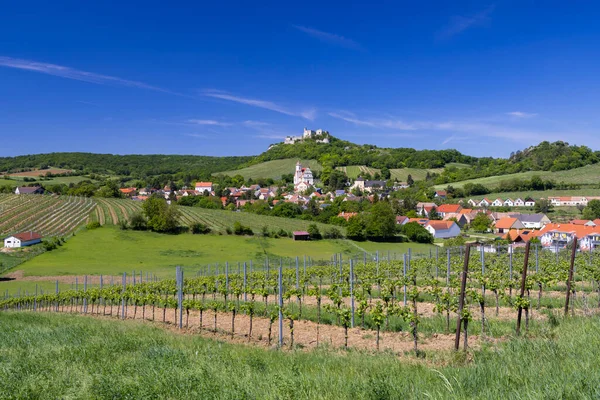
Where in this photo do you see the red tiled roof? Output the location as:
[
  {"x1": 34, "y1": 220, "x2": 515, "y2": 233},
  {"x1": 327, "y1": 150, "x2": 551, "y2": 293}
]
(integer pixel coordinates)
[
  {"x1": 437, "y1": 204, "x2": 462, "y2": 213},
  {"x1": 195, "y1": 182, "x2": 213, "y2": 187},
  {"x1": 538, "y1": 223, "x2": 600, "y2": 239},
  {"x1": 11, "y1": 232, "x2": 42, "y2": 241},
  {"x1": 571, "y1": 219, "x2": 593, "y2": 225},
  {"x1": 426, "y1": 221, "x2": 455, "y2": 230},
  {"x1": 495, "y1": 217, "x2": 519, "y2": 230}
]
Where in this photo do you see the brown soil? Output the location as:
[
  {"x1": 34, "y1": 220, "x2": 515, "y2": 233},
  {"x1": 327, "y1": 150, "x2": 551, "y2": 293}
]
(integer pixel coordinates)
[{"x1": 31, "y1": 304, "x2": 486, "y2": 354}]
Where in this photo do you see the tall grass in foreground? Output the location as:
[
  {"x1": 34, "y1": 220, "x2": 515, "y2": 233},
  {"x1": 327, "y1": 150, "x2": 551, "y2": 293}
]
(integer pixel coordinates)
[{"x1": 0, "y1": 312, "x2": 599, "y2": 399}]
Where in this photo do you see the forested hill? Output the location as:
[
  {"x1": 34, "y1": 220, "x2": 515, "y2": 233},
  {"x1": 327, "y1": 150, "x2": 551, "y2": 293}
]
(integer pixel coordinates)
[
  {"x1": 252, "y1": 135, "x2": 475, "y2": 169},
  {"x1": 251, "y1": 138, "x2": 599, "y2": 180},
  {"x1": 0, "y1": 153, "x2": 252, "y2": 179}
]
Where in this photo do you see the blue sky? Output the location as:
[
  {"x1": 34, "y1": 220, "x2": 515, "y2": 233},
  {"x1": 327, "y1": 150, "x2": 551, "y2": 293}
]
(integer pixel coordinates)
[{"x1": 2, "y1": 1, "x2": 600, "y2": 158}]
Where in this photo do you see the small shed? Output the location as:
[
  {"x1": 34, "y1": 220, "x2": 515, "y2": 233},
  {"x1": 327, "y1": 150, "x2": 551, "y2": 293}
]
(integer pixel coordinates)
[
  {"x1": 292, "y1": 231, "x2": 310, "y2": 241},
  {"x1": 3, "y1": 232, "x2": 43, "y2": 248}
]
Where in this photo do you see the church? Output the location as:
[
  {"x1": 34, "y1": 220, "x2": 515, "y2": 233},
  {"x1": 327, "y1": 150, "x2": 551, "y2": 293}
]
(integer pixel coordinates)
[{"x1": 293, "y1": 161, "x2": 314, "y2": 192}]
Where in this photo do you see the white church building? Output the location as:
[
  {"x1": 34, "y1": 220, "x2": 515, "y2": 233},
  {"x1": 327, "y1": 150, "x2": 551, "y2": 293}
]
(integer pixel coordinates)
[{"x1": 294, "y1": 161, "x2": 314, "y2": 192}]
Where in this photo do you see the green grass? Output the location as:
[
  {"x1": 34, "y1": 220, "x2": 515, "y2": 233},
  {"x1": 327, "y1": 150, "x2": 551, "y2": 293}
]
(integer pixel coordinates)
[
  {"x1": 0, "y1": 175, "x2": 96, "y2": 188},
  {"x1": 434, "y1": 163, "x2": 600, "y2": 190},
  {"x1": 1, "y1": 312, "x2": 600, "y2": 399},
  {"x1": 215, "y1": 158, "x2": 322, "y2": 180},
  {"x1": 11, "y1": 227, "x2": 433, "y2": 279},
  {"x1": 390, "y1": 167, "x2": 444, "y2": 182},
  {"x1": 336, "y1": 165, "x2": 381, "y2": 179}
]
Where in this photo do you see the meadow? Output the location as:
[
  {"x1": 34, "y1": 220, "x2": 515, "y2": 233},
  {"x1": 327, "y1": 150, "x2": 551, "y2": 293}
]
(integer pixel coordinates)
[
  {"x1": 0, "y1": 311, "x2": 599, "y2": 399},
  {"x1": 214, "y1": 158, "x2": 323, "y2": 180},
  {"x1": 0, "y1": 175, "x2": 95, "y2": 188},
  {"x1": 12, "y1": 226, "x2": 433, "y2": 279}
]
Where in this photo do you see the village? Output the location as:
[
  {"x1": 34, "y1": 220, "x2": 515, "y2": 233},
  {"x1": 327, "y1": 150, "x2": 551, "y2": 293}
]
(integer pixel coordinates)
[{"x1": 6, "y1": 157, "x2": 600, "y2": 254}]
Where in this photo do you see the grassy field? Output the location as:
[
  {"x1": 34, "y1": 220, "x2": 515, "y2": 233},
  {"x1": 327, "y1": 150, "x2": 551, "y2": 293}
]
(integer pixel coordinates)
[
  {"x1": 390, "y1": 167, "x2": 445, "y2": 182},
  {"x1": 0, "y1": 175, "x2": 95, "y2": 188},
  {"x1": 435, "y1": 163, "x2": 600, "y2": 190},
  {"x1": 11, "y1": 226, "x2": 433, "y2": 279},
  {"x1": 215, "y1": 158, "x2": 322, "y2": 180},
  {"x1": 1, "y1": 312, "x2": 599, "y2": 398},
  {"x1": 336, "y1": 165, "x2": 381, "y2": 179}
]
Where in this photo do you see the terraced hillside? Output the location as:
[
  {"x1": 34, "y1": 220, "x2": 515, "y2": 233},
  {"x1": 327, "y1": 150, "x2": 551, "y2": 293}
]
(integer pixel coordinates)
[
  {"x1": 0, "y1": 194, "x2": 95, "y2": 237},
  {"x1": 214, "y1": 158, "x2": 322, "y2": 180}
]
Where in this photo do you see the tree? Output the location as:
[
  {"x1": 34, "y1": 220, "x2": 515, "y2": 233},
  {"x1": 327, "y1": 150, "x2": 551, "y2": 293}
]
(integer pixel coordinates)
[
  {"x1": 428, "y1": 206, "x2": 442, "y2": 220},
  {"x1": 346, "y1": 216, "x2": 366, "y2": 241},
  {"x1": 307, "y1": 223, "x2": 321, "y2": 240},
  {"x1": 365, "y1": 202, "x2": 396, "y2": 240},
  {"x1": 142, "y1": 195, "x2": 181, "y2": 233},
  {"x1": 407, "y1": 174, "x2": 414, "y2": 186},
  {"x1": 534, "y1": 198, "x2": 554, "y2": 214},
  {"x1": 401, "y1": 222, "x2": 433, "y2": 243},
  {"x1": 583, "y1": 199, "x2": 600, "y2": 220},
  {"x1": 471, "y1": 213, "x2": 492, "y2": 233}
]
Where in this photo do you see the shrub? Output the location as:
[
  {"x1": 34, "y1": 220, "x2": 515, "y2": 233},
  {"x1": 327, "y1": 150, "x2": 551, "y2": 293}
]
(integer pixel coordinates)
[
  {"x1": 190, "y1": 223, "x2": 211, "y2": 235},
  {"x1": 323, "y1": 227, "x2": 344, "y2": 239},
  {"x1": 233, "y1": 221, "x2": 253, "y2": 236},
  {"x1": 225, "y1": 227, "x2": 233, "y2": 235},
  {"x1": 129, "y1": 212, "x2": 147, "y2": 231},
  {"x1": 86, "y1": 221, "x2": 101, "y2": 230},
  {"x1": 118, "y1": 219, "x2": 129, "y2": 230}
]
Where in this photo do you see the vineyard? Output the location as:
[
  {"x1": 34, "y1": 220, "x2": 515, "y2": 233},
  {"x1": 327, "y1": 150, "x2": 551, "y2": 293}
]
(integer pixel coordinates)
[
  {"x1": 3, "y1": 243, "x2": 599, "y2": 353},
  {"x1": 0, "y1": 194, "x2": 96, "y2": 238}
]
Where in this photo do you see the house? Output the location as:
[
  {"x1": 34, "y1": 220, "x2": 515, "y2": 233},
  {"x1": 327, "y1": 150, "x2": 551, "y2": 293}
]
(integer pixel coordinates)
[
  {"x1": 459, "y1": 208, "x2": 473, "y2": 215},
  {"x1": 395, "y1": 182, "x2": 410, "y2": 190},
  {"x1": 437, "y1": 204, "x2": 463, "y2": 217},
  {"x1": 293, "y1": 161, "x2": 314, "y2": 190},
  {"x1": 491, "y1": 198, "x2": 504, "y2": 207},
  {"x1": 396, "y1": 216, "x2": 409, "y2": 225},
  {"x1": 504, "y1": 198, "x2": 514, "y2": 207},
  {"x1": 524, "y1": 197, "x2": 536, "y2": 207},
  {"x1": 494, "y1": 217, "x2": 526, "y2": 234},
  {"x1": 334, "y1": 189, "x2": 347, "y2": 197},
  {"x1": 195, "y1": 182, "x2": 213, "y2": 194},
  {"x1": 364, "y1": 180, "x2": 387, "y2": 193},
  {"x1": 467, "y1": 199, "x2": 479, "y2": 207},
  {"x1": 292, "y1": 231, "x2": 310, "y2": 241},
  {"x1": 350, "y1": 177, "x2": 365, "y2": 191},
  {"x1": 580, "y1": 232, "x2": 600, "y2": 251},
  {"x1": 3, "y1": 232, "x2": 43, "y2": 248},
  {"x1": 478, "y1": 198, "x2": 491, "y2": 208},
  {"x1": 538, "y1": 223, "x2": 600, "y2": 250},
  {"x1": 515, "y1": 213, "x2": 551, "y2": 229},
  {"x1": 425, "y1": 221, "x2": 461, "y2": 239},
  {"x1": 571, "y1": 219, "x2": 596, "y2": 227},
  {"x1": 14, "y1": 186, "x2": 44, "y2": 195},
  {"x1": 294, "y1": 182, "x2": 309, "y2": 193},
  {"x1": 443, "y1": 213, "x2": 468, "y2": 228},
  {"x1": 338, "y1": 212, "x2": 358, "y2": 221},
  {"x1": 408, "y1": 218, "x2": 430, "y2": 226},
  {"x1": 548, "y1": 196, "x2": 589, "y2": 207},
  {"x1": 503, "y1": 229, "x2": 538, "y2": 243},
  {"x1": 434, "y1": 190, "x2": 447, "y2": 199},
  {"x1": 513, "y1": 198, "x2": 525, "y2": 207},
  {"x1": 119, "y1": 187, "x2": 137, "y2": 197},
  {"x1": 416, "y1": 202, "x2": 436, "y2": 217}
]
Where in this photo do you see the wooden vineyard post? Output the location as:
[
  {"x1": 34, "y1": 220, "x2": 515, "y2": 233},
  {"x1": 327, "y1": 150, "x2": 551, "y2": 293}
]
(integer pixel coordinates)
[
  {"x1": 350, "y1": 259, "x2": 355, "y2": 328},
  {"x1": 83, "y1": 275, "x2": 88, "y2": 314},
  {"x1": 565, "y1": 237, "x2": 578, "y2": 316},
  {"x1": 516, "y1": 241, "x2": 531, "y2": 336},
  {"x1": 455, "y1": 244, "x2": 471, "y2": 351},
  {"x1": 55, "y1": 280, "x2": 59, "y2": 312},
  {"x1": 278, "y1": 259, "x2": 284, "y2": 348},
  {"x1": 176, "y1": 266, "x2": 183, "y2": 329},
  {"x1": 403, "y1": 254, "x2": 408, "y2": 306}
]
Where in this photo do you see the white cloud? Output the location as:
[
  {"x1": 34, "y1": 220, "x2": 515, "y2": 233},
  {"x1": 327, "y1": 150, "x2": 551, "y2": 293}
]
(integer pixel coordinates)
[
  {"x1": 438, "y1": 5, "x2": 495, "y2": 39},
  {"x1": 328, "y1": 111, "x2": 416, "y2": 130},
  {"x1": 187, "y1": 119, "x2": 232, "y2": 126},
  {"x1": 507, "y1": 111, "x2": 538, "y2": 118},
  {"x1": 0, "y1": 56, "x2": 184, "y2": 96},
  {"x1": 184, "y1": 133, "x2": 211, "y2": 138},
  {"x1": 202, "y1": 90, "x2": 316, "y2": 120},
  {"x1": 243, "y1": 120, "x2": 270, "y2": 127},
  {"x1": 292, "y1": 25, "x2": 364, "y2": 51}
]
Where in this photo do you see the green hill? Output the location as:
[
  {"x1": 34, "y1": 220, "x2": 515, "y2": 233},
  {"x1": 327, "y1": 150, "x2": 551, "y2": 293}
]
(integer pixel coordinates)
[
  {"x1": 214, "y1": 158, "x2": 322, "y2": 180},
  {"x1": 434, "y1": 163, "x2": 600, "y2": 190}
]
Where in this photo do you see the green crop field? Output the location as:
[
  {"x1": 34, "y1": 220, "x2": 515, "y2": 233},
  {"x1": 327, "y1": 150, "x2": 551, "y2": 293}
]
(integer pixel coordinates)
[
  {"x1": 336, "y1": 165, "x2": 381, "y2": 179},
  {"x1": 214, "y1": 158, "x2": 323, "y2": 180},
  {"x1": 1, "y1": 312, "x2": 599, "y2": 398},
  {"x1": 10, "y1": 226, "x2": 432, "y2": 279},
  {"x1": 390, "y1": 167, "x2": 444, "y2": 182},
  {"x1": 434, "y1": 163, "x2": 600, "y2": 190},
  {"x1": 0, "y1": 175, "x2": 96, "y2": 188}
]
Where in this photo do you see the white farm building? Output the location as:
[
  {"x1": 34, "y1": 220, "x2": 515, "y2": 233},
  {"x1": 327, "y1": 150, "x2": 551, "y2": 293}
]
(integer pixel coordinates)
[{"x1": 3, "y1": 232, "x2": 43, "y2": 248}]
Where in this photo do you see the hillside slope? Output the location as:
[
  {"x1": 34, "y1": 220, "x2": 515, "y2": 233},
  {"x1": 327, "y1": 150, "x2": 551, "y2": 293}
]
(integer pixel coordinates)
[{"x1": 214, "y1": 159, "x2": 322, "y2": 180}]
